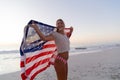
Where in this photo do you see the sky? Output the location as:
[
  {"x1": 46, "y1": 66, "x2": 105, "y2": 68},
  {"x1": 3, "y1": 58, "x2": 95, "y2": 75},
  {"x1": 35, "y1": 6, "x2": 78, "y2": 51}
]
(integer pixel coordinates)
[{"x1": 0, "y1": 0, "x2": 120, "y2": 49}]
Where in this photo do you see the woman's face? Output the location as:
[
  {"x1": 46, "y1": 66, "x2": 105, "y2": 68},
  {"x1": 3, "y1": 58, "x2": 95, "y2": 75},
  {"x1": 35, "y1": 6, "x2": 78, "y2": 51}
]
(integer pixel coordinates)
[{"x1": 56, "y1": 20, "x2": 65, "y2": 31}]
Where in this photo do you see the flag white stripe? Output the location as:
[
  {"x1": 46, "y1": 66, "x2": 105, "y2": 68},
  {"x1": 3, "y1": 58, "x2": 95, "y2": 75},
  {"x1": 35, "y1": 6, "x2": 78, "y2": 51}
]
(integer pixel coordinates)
[
  {"x1": 21, "y1": 67, "x2": 26, "y2": 74},
  {"x1": 21, "y1": 56, "x2": 26, "y2": 61}
]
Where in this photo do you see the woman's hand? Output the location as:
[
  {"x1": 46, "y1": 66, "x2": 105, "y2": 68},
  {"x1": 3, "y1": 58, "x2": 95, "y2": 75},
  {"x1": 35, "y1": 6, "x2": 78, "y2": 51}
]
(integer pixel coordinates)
[
  {"x1": 66, "y1": 26, "x2": 73, "y2": 38},
  {"x1": 30, "y1": 21, "x2": 37, "y2": 29},
  {"x1": 32, "y1": 21, "x2": 36, "y2": 26},
  {"x1": 70, "y1": 26, "x2": 73, "y2": 33}
]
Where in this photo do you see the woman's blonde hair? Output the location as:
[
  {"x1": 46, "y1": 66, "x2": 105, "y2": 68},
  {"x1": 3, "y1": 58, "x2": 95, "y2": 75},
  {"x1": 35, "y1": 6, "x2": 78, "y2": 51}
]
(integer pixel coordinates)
[
  {"x1": 56, "y1": 19, "x2": 65, "y2": 27},
  {"x1": 56, "y1": 19, "x2": 65, "y2": 32}
]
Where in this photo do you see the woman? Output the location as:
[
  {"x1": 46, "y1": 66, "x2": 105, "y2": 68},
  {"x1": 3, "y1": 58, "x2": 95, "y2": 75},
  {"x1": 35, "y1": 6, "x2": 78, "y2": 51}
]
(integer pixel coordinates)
[{"x1": 31, "y1": 19, "x2": 73, "y2": 80}]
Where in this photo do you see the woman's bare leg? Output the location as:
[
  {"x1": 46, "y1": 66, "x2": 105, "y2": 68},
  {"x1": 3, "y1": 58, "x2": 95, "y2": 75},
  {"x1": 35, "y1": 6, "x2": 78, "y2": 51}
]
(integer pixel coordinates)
[
  {"x1": 54, "y1": 58, "x2": 66, "y2": 80},
  {"x1": 65, "y1": 62, "x2": 68, "y2": 80},
  {"x1": 54, "y1": 52, "x2": 68, "y2": 80}
]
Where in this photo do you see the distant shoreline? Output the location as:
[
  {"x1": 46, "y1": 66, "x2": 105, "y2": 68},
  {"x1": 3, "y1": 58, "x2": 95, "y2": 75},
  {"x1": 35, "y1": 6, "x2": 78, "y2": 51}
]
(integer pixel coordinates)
[
  {"x1": 0, "y1": 50, "x2": 19, "y2": 54},
  {"x1": 0, "y1": 43, "x2": 120, "y2": 54}
]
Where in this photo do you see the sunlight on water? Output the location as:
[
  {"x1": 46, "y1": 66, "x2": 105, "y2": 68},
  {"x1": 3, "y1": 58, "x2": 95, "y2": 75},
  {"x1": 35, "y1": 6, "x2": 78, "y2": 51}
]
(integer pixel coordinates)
[{"x1": 0, "y1": 53, "x2": 20, "y2": 75}]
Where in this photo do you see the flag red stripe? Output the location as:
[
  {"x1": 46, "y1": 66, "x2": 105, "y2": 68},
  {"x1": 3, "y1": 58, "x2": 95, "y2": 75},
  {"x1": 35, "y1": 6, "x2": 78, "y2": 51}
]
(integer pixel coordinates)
[
  {"x1": 20, "y1": 61, "x2": 25, "y2": 67},
  {"x1": 21, "y1": 72, "x2": 27, "y2": 80},
  {"x1": 30, "y1": 64, "x2": 50, "y2": 80},
  {"x1": 26, "y1": 51, "x2": 53, "y2": 64},
  {"x1": 26, "y1": 58, "x2": 50, "y2": 75}
]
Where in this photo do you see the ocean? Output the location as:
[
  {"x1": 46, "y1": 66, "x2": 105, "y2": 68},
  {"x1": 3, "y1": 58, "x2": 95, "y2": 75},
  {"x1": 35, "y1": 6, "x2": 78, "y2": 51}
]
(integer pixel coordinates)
[{"x1": 0, "y1": 44, "x2": 120, "y2": 75}]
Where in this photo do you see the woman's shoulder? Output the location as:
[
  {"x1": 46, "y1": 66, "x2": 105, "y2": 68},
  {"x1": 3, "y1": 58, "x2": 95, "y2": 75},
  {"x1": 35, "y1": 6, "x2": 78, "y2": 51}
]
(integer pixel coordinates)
[
  {"x1": 51, "y1": 31, "x2": 59, "y2": 37},
  {"x1": 51, "y1": 31, "x2": 58, "y2": 34}
]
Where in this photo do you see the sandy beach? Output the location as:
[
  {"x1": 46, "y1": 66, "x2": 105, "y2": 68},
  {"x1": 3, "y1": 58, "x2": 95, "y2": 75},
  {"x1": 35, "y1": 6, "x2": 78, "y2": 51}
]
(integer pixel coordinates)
[{"x1": 0, "y1": 47, "x2": 120, "y2": 80}]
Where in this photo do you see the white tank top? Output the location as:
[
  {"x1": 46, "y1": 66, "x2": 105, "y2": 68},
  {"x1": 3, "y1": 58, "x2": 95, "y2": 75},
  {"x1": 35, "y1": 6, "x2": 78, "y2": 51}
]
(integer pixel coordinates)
[{"x1": 52, "y1": 31, "x2": 70, "y2": 53}]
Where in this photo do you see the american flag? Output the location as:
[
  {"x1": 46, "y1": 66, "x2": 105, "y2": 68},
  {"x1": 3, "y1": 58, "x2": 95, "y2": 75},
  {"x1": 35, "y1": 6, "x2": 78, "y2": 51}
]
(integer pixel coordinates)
[{"x1": 20, "y1": 20, "x2": 70, "y2": 80}]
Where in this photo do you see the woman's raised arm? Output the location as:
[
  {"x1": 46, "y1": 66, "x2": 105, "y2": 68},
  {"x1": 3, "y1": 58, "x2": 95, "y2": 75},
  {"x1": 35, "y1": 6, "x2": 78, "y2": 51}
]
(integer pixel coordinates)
[
  {"x1": 67, "y1": 26, "x2": 73, "y2": 38},
  {"x1": 30, "y1": 23, "x2": 54, "y2": 41}
]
